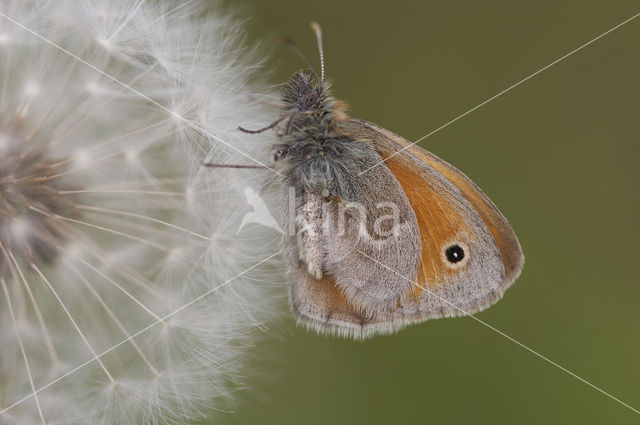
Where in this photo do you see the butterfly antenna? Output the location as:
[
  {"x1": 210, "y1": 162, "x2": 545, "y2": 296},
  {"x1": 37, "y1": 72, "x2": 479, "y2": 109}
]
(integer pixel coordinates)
[
  {"x1": 203, "y1": 163, "x2": 268, "y2": 169},
  {"x1": 277, "y1": 36, "x2": 319, "y2": 78},
  {"x1": 310, "y1": 22, "x2": 325, "y2": 81}
]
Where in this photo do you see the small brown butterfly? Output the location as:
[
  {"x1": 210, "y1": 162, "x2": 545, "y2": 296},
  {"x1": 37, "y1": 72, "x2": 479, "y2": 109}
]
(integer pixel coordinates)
[{"x1": 208, "y1": 23, "x2": 523, "y2": 339}]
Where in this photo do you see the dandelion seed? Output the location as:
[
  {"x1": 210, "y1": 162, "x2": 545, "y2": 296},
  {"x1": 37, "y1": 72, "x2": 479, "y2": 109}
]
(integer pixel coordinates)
[{"x1": 0, "y1": 1, "x2": 283, "y2": 423}]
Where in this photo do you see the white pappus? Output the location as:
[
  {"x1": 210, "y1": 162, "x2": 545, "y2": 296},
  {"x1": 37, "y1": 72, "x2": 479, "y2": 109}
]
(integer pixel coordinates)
[{"x1": 0, "y1": 0, "x2": 283, "y2": 424}]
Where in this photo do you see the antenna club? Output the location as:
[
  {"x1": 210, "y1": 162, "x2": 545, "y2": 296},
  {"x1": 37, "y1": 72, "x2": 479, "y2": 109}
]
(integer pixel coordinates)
[{"x1": 310, "y1": 22, "x2": 325, "y2": 81}]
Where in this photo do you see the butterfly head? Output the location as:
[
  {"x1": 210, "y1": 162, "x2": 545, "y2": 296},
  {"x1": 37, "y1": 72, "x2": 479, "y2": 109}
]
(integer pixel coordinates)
[
  {"x1": 282, "y1": 70, "x2": 329, "y2": 113},
  {"x1": 271, "y1": 23, "x2": 350, "y2": 177},
  {"x1": 281, "y1": 70, "x2": 347, "y2": 123},
  {"x1": 278, "y1": 23, "x2": 348, "y2": 125}
]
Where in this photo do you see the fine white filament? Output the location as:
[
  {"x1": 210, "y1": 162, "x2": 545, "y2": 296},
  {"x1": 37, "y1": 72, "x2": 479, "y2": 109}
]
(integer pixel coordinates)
[{"x1": 0, "y1": 0, "x2": 283, "y2": 423}]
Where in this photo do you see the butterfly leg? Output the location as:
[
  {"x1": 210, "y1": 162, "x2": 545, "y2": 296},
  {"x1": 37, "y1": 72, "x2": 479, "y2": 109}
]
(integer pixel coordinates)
[{"x1": 296, "y1": 189, "x2": 324, "y2": 280}]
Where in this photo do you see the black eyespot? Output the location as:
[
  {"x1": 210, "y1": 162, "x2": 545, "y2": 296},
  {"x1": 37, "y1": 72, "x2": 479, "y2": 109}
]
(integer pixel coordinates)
[
  {"x1": 273, "y1": 148, "x2": 287, "y2": 161},
  {"x1": 301, "y1": 91, "x2": 318, "y2": 109},
  {"x1": 445, "y1": 245, "x2": 465, "y2": 263}
]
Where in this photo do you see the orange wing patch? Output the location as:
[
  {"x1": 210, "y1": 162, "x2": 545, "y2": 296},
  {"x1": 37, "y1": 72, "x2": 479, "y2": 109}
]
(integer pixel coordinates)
[
  {"x1": 334, "y1": 118, "x2": 477, "y2": 292},
  {"x1": 291, "y1": 269, "x2": 375, "y2": 334},
  {"x1": 402, "y1": 148, "x2": 523, "y2": 282},
  {"x1": 338, "y1": 118, "x2": 524, "y2": 284},
  {"x1": 384, "y1": 155, "x2": 472, "y2": 294}
]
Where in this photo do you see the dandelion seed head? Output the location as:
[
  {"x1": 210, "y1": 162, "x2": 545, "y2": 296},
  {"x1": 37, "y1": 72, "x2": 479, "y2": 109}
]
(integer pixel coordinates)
[
  {"x1": 0, "y1": 121, "x2": 79, "y2": 278},
  {"x1": 85, "y1": 81, "x2": 103, "y2": 96},
  {"x1": 9, "y1": 216, "x2": 29, "y2": 238},
  {"x1": 168, "y1": 248, "x2": 183, "y2": 263},
  {"x1": 23, "y1": 82, "x2": 39, "y2": 97},
  {"x1": 0, "y1": 0, "x2": 283, "y2": 423},
  {"x1": 72, "y1": 149, "x2": 93, "y2": 168}
]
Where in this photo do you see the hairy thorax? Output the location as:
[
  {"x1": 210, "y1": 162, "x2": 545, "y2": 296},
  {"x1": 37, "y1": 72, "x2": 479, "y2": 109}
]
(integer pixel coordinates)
[{"x1": 272, "y1": 71, "x2": 372, "y2": 199}]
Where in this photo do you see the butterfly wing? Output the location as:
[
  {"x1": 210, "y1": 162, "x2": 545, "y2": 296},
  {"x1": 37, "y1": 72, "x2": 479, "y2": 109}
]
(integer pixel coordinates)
[
  {"x1": 286, "y1": 144, "x2": 422, "y2": 317},
  {"x1": 288, "y1": 118, "x2": 523, "y2": 338},
  {"x1": 337, "y1": 118, "x2": 524, "y2": 321},
  {"x1": 290, "y1": 263, "x2": 380, "y2": 339}
]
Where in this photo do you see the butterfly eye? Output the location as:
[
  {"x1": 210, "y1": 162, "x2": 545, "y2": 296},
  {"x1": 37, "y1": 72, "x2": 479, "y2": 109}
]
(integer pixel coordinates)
[
  {"x1": 301, "y1": 91, "x2": 319, "y2": 109},
  {"x1": 273, "y1": 148, "x2": 287, "y2": 161}
]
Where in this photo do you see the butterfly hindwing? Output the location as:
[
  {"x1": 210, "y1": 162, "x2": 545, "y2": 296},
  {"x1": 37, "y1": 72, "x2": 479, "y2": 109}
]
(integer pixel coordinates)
[
  {"x1": 286, "y1": 142, "x2": 422, "y2": 315},
  {"x1": 336, "y1": 118, "x2": 523, "y2": 321}
]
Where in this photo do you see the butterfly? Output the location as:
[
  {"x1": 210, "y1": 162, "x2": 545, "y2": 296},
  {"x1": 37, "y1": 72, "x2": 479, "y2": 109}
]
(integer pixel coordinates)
[{"x1": 209, "y1": 23, "x2": 523, "y2": 339}]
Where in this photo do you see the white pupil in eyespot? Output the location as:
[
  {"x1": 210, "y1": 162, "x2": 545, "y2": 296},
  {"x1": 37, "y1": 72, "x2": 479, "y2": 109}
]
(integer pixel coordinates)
[{"x1": 445, "y1": 245, "x2": 465, "y2": 263}]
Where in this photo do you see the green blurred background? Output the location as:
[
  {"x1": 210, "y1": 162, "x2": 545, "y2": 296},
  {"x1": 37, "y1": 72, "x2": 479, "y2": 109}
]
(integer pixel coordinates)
[{"x1": 207, "y1": 1, "x2": 640, "y2": 423}]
